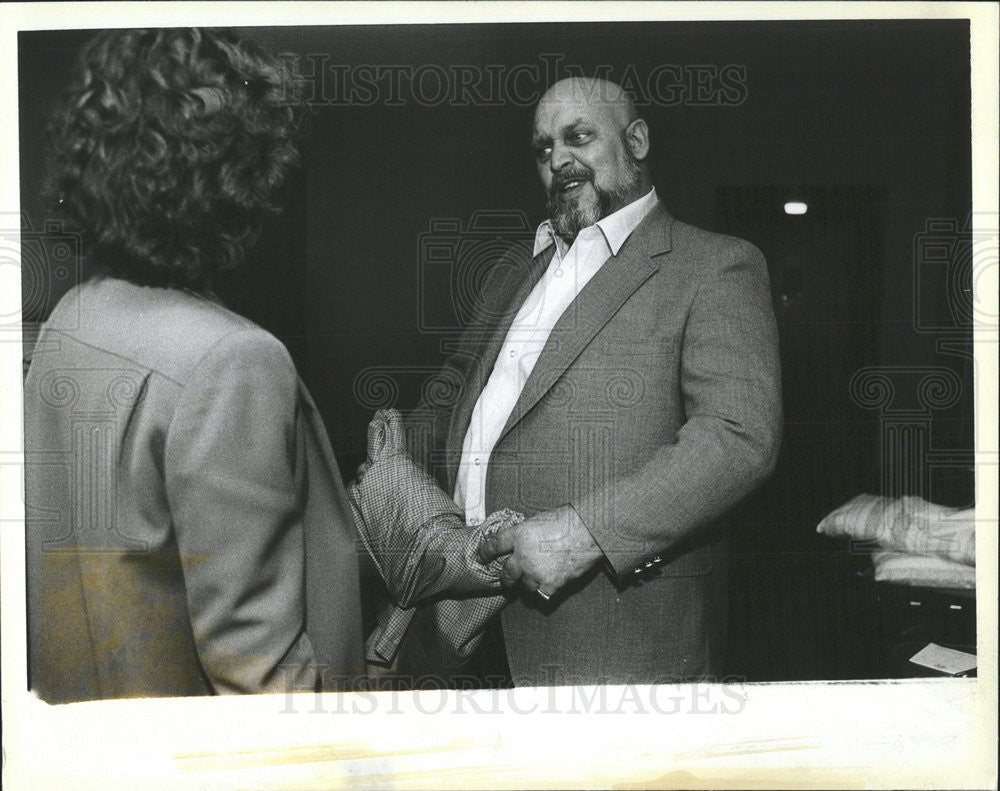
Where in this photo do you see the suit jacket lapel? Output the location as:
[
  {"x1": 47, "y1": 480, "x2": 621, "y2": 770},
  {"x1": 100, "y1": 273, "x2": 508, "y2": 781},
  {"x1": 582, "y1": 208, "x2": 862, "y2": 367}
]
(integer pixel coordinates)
[
  {"x1": 496, "y1": 202, "x2": 674, "y2": 445},
  {"x1": 445, "y1": 245, "x2": 555, "y2": 489}
]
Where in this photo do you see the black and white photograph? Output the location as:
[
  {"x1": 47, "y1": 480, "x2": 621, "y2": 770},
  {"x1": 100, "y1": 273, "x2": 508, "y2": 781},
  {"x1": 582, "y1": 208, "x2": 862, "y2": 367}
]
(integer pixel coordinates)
[{"x1": 2, "y1": 3, "x2": 996, "y2": 789}]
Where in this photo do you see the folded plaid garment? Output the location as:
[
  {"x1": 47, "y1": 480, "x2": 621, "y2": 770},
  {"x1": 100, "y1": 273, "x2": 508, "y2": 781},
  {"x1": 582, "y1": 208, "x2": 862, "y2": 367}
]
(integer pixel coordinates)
[{"x1": 346, "y1": 409, "x2": 519, "y2": 665}]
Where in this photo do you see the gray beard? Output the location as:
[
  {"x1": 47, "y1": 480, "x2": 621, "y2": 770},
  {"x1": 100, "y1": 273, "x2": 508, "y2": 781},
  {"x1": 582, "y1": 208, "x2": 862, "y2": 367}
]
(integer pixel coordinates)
[{"x1": 547, "y1": 153, "x2": 642, "y2": 244}]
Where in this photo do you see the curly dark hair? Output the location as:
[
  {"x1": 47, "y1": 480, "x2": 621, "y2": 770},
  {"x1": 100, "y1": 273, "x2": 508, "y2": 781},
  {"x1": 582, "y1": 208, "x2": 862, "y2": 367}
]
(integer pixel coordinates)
[{"x1": 45, "y1": 28, "x2": 303, "y2": 290}]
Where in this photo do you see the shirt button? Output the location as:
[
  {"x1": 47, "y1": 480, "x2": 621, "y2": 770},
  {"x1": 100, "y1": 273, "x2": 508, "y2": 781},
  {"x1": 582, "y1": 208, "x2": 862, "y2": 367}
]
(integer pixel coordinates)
[{"x1": 473, "y1": 458, "x2": 481, "y2": 466}]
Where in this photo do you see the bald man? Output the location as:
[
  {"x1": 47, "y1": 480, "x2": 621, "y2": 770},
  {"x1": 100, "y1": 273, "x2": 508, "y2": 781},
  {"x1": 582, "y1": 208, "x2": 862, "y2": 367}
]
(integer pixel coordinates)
[{"x1": 404, "y1": 77, "x2": 782, "y2": 686}]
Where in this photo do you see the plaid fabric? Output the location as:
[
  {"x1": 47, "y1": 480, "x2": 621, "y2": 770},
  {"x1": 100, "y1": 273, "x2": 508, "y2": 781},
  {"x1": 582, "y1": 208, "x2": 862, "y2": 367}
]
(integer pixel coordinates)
[{"x1": 347, "y1": 409, "x2": 519, "y2": 665}]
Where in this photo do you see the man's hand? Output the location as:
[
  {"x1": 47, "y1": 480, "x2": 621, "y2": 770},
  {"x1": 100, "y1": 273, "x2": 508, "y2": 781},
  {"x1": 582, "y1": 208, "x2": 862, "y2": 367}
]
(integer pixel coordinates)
[{"x1": 477, "y1": 505, "x2": 604, "y2": 600}]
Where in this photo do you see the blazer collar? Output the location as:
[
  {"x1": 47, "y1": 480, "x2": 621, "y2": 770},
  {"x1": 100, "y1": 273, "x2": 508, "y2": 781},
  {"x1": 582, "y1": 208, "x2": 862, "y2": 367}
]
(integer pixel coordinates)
[
  {"x1": 533, "y1": 186, "x2": 663, "y2": 258},
  {"x1": 494, "y1": 200, "x2": 673, "y2": 445},
  {"x1": 632, "y1": 198, "x2": 674, "y2": 259},
  {"x1": 446, "y1": 199, "x2": 675, "y2": 482}
]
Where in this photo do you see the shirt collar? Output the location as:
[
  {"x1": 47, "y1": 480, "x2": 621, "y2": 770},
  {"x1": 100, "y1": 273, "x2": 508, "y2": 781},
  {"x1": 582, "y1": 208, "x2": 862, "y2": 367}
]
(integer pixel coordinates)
[{"x1": 533, "y1": 187, "x2": 658, "y2": 257}]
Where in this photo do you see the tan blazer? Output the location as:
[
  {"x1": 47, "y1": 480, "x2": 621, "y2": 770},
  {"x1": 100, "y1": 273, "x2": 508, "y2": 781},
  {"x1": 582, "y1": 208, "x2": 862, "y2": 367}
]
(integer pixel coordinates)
[
  {"x1": 408, "y1": 202, "x2": 783, "y2": 685},
  {"x1": 24, "y1": 278, "x2": 364, "y2": 702}
]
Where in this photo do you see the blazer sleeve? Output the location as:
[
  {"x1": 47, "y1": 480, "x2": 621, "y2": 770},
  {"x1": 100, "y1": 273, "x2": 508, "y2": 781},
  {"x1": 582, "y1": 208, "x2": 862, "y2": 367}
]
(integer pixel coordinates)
[
  {"x1": 573, "y1": 239, "x2": 783, "y2": 577},
  {"x1": 164, "y1": 329, "x2": 319, "y2": 694}
]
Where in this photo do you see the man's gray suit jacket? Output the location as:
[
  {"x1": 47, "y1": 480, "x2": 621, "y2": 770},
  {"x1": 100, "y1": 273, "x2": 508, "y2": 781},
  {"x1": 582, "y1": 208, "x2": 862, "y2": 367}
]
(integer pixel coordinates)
[{"x1": 407, "y1": 200, "x2": 783, "y2": 686}]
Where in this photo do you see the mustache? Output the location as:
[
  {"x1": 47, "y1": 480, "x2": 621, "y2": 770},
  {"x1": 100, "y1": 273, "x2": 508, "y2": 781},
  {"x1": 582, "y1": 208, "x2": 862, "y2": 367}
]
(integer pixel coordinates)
[{"x1": 548, "y1": 167, "x2": 595, "y2": 197}]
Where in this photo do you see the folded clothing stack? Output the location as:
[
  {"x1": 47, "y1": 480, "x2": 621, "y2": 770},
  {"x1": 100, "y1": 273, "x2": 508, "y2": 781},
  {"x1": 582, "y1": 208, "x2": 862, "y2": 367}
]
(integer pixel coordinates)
[{"x1": 817, "y1": 494, "x2": 975, "y2": 589}]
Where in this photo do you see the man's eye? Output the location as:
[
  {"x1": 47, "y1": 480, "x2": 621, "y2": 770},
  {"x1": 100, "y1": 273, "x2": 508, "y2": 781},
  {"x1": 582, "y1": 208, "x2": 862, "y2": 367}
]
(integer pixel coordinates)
[
  {"x1": 569, "y1": 131, "x2": 590, "y2": 144},
  {"x1": 535, "y1": 147, "x2": 552, "y2": 161}
]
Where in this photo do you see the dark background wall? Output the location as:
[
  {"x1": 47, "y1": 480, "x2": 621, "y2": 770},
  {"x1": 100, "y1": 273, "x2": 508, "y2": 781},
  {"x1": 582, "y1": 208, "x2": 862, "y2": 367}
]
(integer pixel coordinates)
[{"x1": 19, "y1": 20, "x2": 974, "y2": 681}]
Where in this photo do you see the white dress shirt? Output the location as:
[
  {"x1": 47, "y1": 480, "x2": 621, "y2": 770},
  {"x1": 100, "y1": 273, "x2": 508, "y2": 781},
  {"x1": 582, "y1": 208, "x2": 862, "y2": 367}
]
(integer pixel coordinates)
[{"x1": 453, "y1": 187, "x2": 659, "y2": 523}]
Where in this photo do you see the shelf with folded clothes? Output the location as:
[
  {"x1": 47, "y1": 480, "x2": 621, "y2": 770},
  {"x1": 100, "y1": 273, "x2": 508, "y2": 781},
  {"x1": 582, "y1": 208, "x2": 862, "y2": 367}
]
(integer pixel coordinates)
[
  {"x1": 815, "y1": 493, "x2": 978, "y2": 678},
  {"x1": 853, "y1": 564, "x2": 976, "y2": 599}
]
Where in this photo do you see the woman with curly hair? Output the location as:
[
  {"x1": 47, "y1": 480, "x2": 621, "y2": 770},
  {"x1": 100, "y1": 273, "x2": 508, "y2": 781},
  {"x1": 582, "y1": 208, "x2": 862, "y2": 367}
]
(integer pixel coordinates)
[{"x1": 23, "y1": 28, "x2": 364, "y2": 702}]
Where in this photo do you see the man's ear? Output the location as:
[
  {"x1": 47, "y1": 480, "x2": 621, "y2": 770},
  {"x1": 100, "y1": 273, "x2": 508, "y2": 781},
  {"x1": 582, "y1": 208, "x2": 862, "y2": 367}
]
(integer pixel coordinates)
[{"x1": 624, "y1": 118, "x2": 650, "y2": 160}]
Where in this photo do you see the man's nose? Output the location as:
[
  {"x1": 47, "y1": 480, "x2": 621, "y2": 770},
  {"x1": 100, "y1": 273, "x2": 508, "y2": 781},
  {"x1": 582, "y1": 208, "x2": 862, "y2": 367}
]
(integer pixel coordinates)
[{"x1": 549, "y1": 143, "x2": 574, "y2": 172}]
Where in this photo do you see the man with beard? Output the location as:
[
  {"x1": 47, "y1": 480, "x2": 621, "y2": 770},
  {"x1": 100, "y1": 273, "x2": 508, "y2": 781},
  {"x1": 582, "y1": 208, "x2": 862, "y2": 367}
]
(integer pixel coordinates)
[{"x1": 403, "y1": 77, "x2": 782, "y2": 686}]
